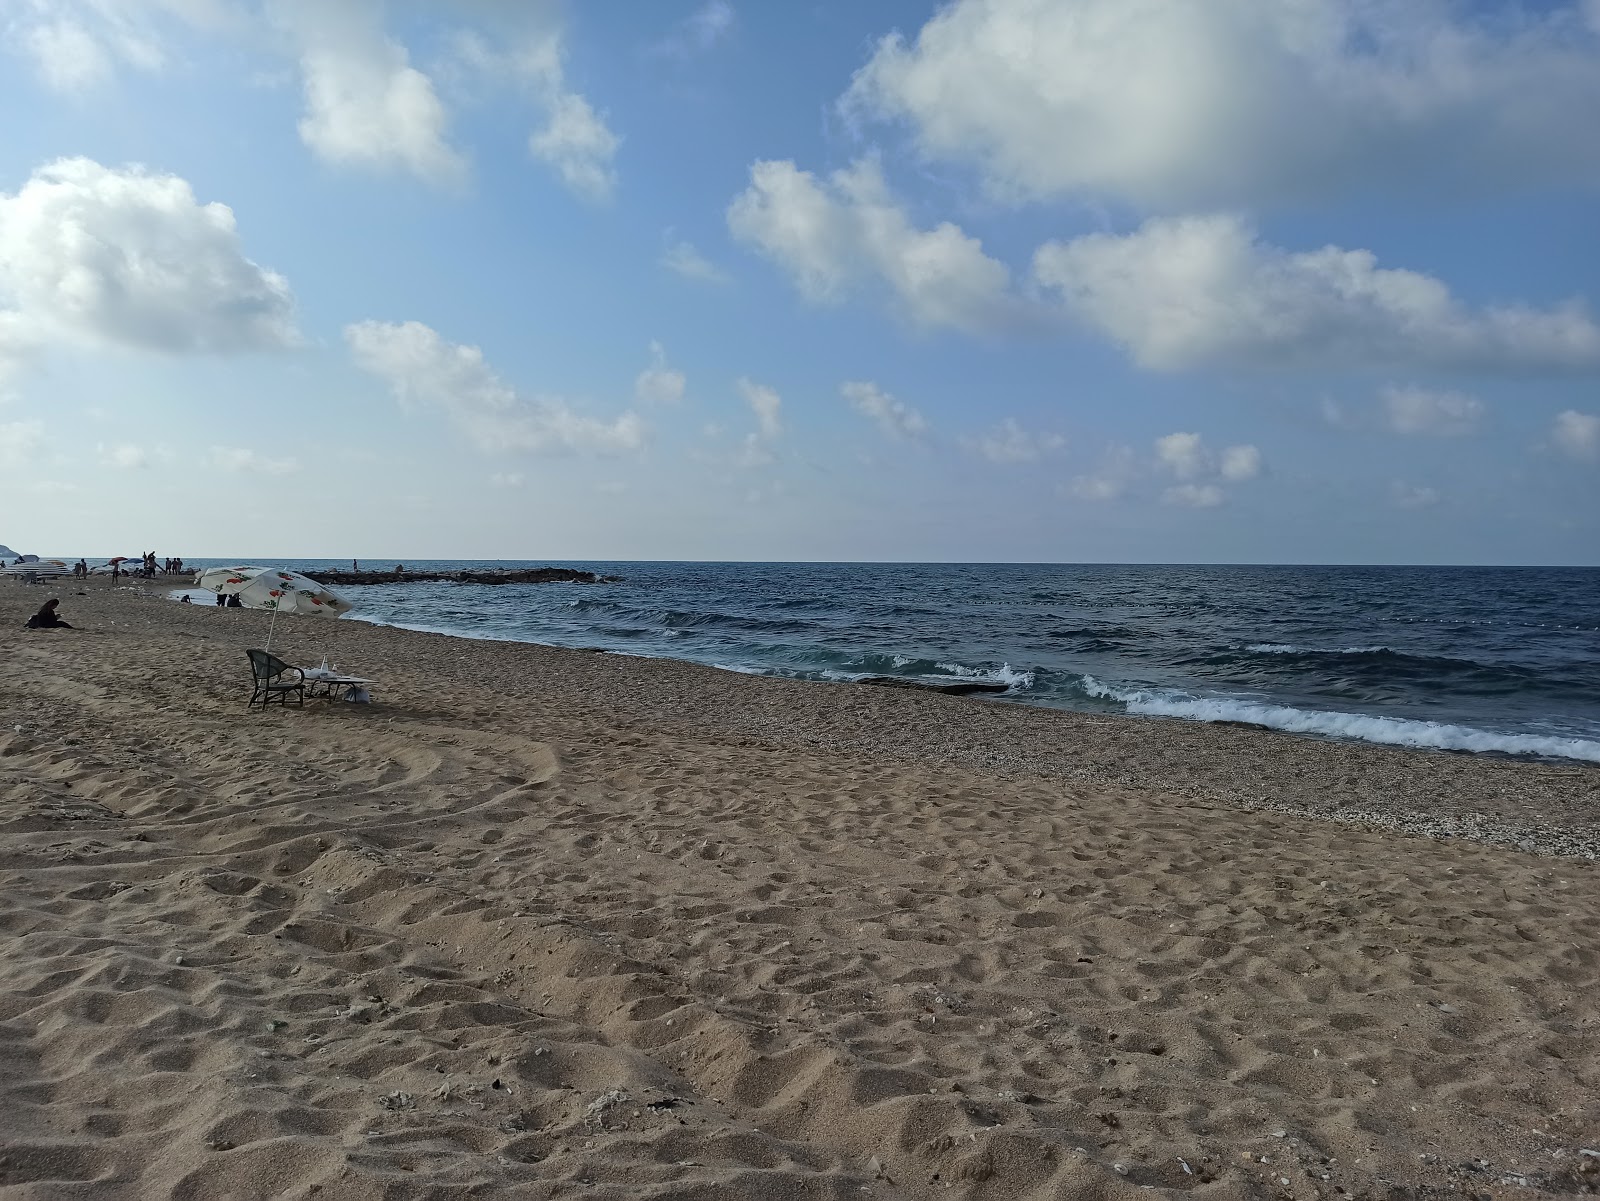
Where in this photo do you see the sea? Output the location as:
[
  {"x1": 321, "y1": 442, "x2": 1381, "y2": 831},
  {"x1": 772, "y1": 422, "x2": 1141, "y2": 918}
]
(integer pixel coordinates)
[{"x1": 172, "y1": 561, "x2": 1600, "y2": 765}]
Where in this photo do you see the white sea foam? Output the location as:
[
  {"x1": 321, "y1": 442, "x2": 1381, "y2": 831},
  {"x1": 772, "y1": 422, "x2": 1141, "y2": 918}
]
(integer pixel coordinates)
[
  {"x1": 935, "y1": 661, "x2": 1036, "y2": 689},
  {"x1": 1244, "y1": 643, "x2": 1387, "y2": 655},
  {"x1": 1080, "y1": 676, "x2": 1600, "y2": 764}
]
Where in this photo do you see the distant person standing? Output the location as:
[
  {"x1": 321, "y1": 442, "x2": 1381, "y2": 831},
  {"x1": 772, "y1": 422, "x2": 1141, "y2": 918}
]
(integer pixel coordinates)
[{"x1": 111, "y1": 561, "x2": 120, "y2": 583}]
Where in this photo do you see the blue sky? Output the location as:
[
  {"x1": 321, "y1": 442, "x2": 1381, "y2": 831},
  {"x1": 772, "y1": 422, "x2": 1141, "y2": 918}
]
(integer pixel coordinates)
[{"x1": 1, "y1": 0, "x2": 1596, "y2": 563}]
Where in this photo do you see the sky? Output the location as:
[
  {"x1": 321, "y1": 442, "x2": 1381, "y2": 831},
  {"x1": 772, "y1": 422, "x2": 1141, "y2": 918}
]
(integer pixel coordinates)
[{"x1": 0, "y1": 0, "x2": 1597, "y2": 564}]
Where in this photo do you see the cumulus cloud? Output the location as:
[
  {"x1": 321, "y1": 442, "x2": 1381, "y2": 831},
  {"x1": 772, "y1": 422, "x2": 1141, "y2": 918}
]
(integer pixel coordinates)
[
  {"x1": 1553, "y1": 409, "x2": 1600, "y2": 460},
  {"x1": 635, "y1": 340, "x2": 685, "y2": 404},
  {"x1": 346, "y1": 320, "x2": 642, "y2": 455},
  {"x1": 530, "y1": 92, "x2": 619, "y2": 202},
  {"x1": 206, "y1": 445, "x2": 298, "y2": 475},
  {"x1": 1033, "y1": 213, "x2": 1600, "y2": 372},
  {"x1": 842, "y1": 380, "x2": 928, "y2": 441},
  {"x1": 451, "y1": 21, "x2": 620, "y2": 201},
  {"x1": 271, "y1": 0, "x2": 464, "y2": 184},
  {"x1": 660, "y1": 236, "x2": 729, "y2": 284},
  {"x1": 963, "y1": 417, "x2": 1065, "y2": 463},
  {"x1": 1154, "y1": 431, "x2": 1208, "y2": 480},
  {"x1": 1155, "y1": 431, "x2": 1262, "y2": 487},
  {"x1": 0, "y1": 157, "x2": 297, "y2": 354},
  {"x1": 4, "y1": 0, "x2": 180, "y2": 92},
  {"x1": 844, "y1": 0, "x2": 1600, "y2": 209},
  {"x1": 1073, "y1": 431, "x2": 1260, "y2": 506},
  {"x1": 1218, "y1": 444, "x2": 1262, "y2": 482},
  {"x1": 727, "y1": 158, "x2": 1015, "y2": 332},
  {"x1": 1382, "y1": 384, "x2": 1484, "y2": 435}
]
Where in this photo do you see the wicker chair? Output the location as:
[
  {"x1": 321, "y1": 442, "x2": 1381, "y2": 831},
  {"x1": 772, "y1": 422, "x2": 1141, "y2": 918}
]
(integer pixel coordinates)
[{"x1": 247, "y1": 649, "x2": 305, "y2": 709}]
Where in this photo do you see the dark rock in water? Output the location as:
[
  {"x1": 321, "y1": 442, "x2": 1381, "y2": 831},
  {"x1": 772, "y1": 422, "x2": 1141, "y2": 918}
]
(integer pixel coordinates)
[
  {"x1": 307, "y1": 567, "x2": 605, "y2": 587},
  {"x1": 857, "y1": 676, "x2": 1011, "y2": 696}
]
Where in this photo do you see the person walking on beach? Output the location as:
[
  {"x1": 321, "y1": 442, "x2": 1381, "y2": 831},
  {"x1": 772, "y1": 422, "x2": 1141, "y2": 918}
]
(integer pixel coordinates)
[
  {"x1": 111, "y1": 561, "x2": 120, "y2": 583},
  {"x1": 25, "y1": 599, "x2": 72, "y2": 629}
]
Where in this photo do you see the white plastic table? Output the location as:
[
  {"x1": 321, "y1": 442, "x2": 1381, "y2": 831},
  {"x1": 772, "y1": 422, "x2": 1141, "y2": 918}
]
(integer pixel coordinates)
[{"x1": 301, "y1": 668, "x2": 375, "y2": 703}]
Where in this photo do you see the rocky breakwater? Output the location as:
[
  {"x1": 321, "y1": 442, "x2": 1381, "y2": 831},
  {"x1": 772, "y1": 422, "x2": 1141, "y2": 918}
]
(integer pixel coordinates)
[{"x1": 306, "y1": 567, "x2": 611, "y2": 587}]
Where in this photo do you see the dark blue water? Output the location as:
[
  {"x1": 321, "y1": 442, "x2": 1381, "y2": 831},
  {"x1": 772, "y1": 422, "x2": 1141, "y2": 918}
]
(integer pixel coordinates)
[{"x1": 179, "y1": 561, "x2": 1600, "y2": 763}]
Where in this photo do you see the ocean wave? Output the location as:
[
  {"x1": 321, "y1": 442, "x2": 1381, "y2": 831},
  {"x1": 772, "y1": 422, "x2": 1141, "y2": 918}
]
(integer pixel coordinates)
[
  {"x1": 934, "y1": 661, "x2": 1036, "y2": 690},
  {"x1": 1079, "y1": 676, "x2": 1600, "y2": 764}
]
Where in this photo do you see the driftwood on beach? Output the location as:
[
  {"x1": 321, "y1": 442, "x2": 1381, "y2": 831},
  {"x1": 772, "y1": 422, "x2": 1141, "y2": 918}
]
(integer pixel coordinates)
[{"x1": 305, "y1": 567, "x2": 610, "y2": 587}]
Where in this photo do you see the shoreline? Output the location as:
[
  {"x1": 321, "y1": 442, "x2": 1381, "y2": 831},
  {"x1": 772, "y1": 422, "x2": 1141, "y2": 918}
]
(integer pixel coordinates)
[
  {"x1": 156, "y1": 576, "x2": 1600, "y2": 860},
  {"x1": 3, "y1": 581, "x2": 1598, "y2": 1198},
  {"x1": 300, "y1": 598, "x2": 1600, "y2": 772}
]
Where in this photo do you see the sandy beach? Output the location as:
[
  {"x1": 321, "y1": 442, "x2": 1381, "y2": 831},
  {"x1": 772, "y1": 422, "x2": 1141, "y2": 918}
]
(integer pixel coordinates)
[{"x1": 2, "y1": 579, "x2": 1597, "y2": 1200}]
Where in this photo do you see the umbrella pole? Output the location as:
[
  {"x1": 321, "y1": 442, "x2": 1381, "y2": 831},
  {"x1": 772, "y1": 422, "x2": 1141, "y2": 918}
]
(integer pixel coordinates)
[{"x1": 266, "y1": 602, "x2": 281, "y2": 653}]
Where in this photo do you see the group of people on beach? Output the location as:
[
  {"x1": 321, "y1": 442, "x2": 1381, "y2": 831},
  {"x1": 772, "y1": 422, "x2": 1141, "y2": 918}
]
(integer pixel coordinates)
[{"x1": 94, "y1": 553, "x2": 184, "y2": 582}]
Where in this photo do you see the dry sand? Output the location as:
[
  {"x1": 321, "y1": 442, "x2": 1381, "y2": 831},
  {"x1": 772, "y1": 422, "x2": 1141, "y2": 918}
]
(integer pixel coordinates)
[{"x1": 2, "y1": 580, "x2": 1597, "y2": 1200}]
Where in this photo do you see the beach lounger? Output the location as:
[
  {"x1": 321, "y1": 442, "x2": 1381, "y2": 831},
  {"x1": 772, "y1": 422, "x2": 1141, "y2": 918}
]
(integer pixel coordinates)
[{"x1": 247, "y1": 649, "x2": 306, "y2": 709}]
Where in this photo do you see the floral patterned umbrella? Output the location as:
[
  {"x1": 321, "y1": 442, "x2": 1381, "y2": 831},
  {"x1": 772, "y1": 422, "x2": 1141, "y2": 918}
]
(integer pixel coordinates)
[
  {"x1": 194, "y1": 566, "x2": 352, "y2": 650},
  {"x1": 196, "y1": 566, "x2": 351, "y2": 616}
]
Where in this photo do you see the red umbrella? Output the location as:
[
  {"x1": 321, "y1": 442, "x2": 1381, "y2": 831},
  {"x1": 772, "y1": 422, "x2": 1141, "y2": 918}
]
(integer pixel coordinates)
[{"x1": 107, "y1": 556, "x2": 129, "y2": 564}]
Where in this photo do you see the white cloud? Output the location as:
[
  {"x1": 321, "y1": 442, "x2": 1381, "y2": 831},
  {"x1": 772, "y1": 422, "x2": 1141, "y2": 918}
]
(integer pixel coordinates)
[
  {"x1": 206, "y1": 446, "x2": 298, "y2": 475},
  {"x1": 737, "y1": 377, "x2": 782, "y2": 441},
  {"x1": 530, "y1": 92, "x2": 619, "y2": 202},
  {"x1": 1154, "y1": 431, "x2": 1208, "y2": 480},
  {"x1": 345, "y1": 319, "x2": 643, "y2": 455},
  {"x1": 841, "y1": 380, "x2": 927, "y2": 441},
  {"x1": 0, "y1": 157, "x2": 297, "y2": 354},
  {"x1": 1165, "y1": 484, "x2": 1226, "y2": 508},
  {"x1": 24, "y1": 19, "x2": 116, "y2": 89},
  {"x1": 1218, "y1": 444, "x2": 1262, "y2": 482},
  {"x1": 1155, "y1": 431, "x2": 1262, "y2": 483},
  {"x1": 1382, "y1": 384, "x2": 1484, "y2": 435},
  {"x1": 272, "y1": 0, "x2": 464, "y2": 184},
  {"x1": 1553, "y1": 409, "x2": 1600, "y2": 460},
  {"x1": 635, "y1": 340, "x2": 685, "y2": 404},
  {"x1": 844, "y1": 0, "x2": 1600, "y2": 209},
  {"x1": 1068, "y1": 445, "x2": 1137, "y2": 501},
  {"x1": 448, "y1": 20, "x2": 619, "y2": 202},
  {"x1": 0, "y1": 418, "x2": 44, "y2": 466},
  {"x1": 964, "y1": 417, "x2": 1063, "y2": 463},
  {"x1": 1034, "y1": 213, "x2": 1600, "y2": 372},
  {"x1": 653, "y1": 1, "x2": 735, "y2": 56},
  {"x1": 723, "y1": 376, "x2": 783, "y2": 468},
  {"x1": 1392, "y1": 482, "x2": 1441, "y2": 509},
  {"x1": 98, "y1": 442, "x2": 152, "y2": 468},
  {"x1": 660, "y1": 236, "x2": 729, "y2": 284},
  {"x1": 5, "y1": 1, "x2": 184, "y2": 93},
  {"x1": 728, "y1": 158, "x2": 1015, "y2": 332}
]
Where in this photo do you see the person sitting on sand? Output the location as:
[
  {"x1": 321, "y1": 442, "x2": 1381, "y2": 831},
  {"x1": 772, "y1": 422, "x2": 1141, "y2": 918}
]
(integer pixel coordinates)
[
  {"x1": 226, "y1": 593, "x2": 243, "y2": 608},
  {"x1": 25, "y1": 599, "x2": 73, "y2": 629}
]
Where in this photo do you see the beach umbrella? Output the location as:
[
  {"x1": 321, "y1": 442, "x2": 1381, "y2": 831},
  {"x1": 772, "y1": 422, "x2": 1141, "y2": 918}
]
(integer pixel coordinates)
[
  {"x1": 194, "y1": 565, "x2": 265, "y2": 594},
  {"x1": 195, "y1": 566, "x2": 353, "y2": 650}
]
